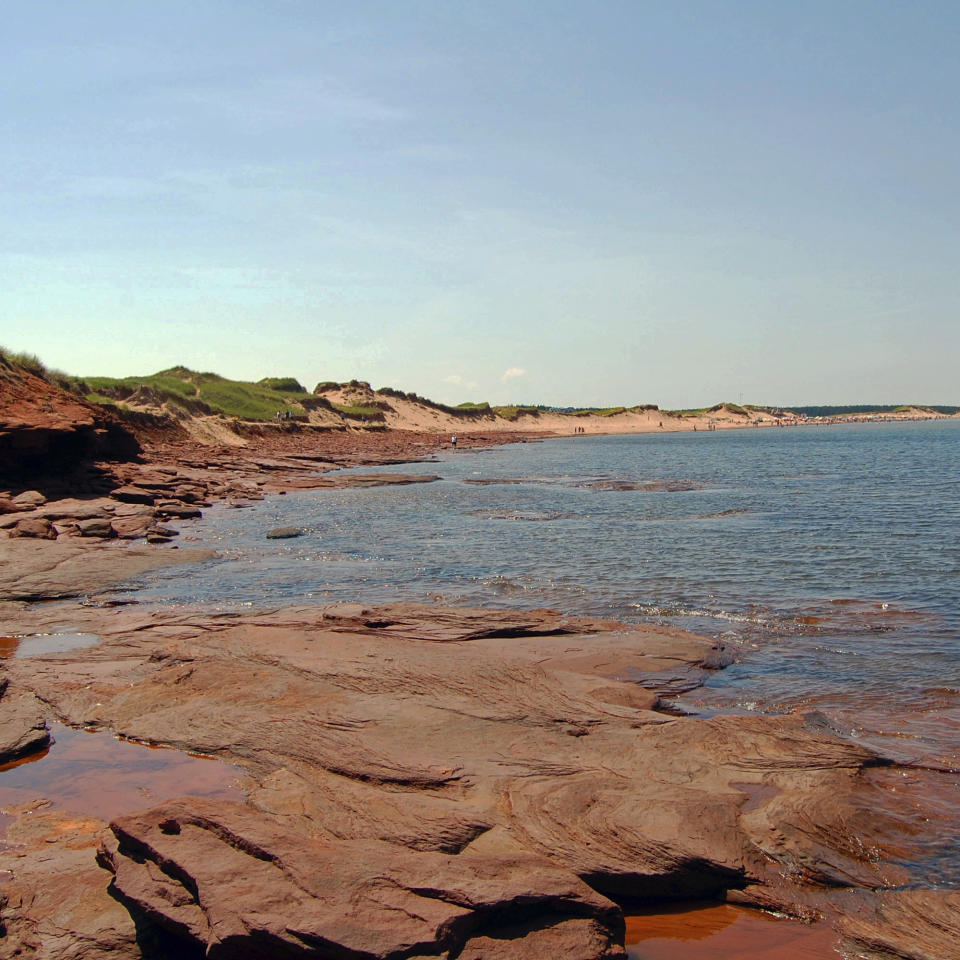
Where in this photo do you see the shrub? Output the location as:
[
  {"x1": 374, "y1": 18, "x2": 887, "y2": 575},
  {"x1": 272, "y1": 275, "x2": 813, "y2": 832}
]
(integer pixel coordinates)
[{"x1": 258, "y1": 377, "x2": 306, "y2": 393}]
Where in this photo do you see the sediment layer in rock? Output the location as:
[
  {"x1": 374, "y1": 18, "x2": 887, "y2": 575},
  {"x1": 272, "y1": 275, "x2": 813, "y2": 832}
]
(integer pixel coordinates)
[{"x1": 1, "y1": 601, "x2": 927, "y2": 958}]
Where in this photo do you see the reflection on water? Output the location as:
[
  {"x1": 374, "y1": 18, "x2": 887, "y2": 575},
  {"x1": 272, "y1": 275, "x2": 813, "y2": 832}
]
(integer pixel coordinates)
[
  {"x1": 625, "y1": 901, "x2": 839, "y2": 959},
  {"x1": 0, "y1": 632, "x2": 101, "y2": 658},
  {"x1": 0, "y1": 724, "x2": 246, "y2": 827}
]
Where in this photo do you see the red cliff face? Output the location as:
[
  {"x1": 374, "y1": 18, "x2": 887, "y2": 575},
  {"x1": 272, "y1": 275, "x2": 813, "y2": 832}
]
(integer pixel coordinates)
[{"x1": 0, "y1": 361, "x2": 140, "y2": 491}]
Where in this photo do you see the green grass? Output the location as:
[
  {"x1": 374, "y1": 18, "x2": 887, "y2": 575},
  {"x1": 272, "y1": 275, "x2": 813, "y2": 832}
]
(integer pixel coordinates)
[
  {"x1": 667, "y1": 407, "x2": 707, "y2": 418},
  {"x1": 330, "y1": 402, "x2": 384, "y2": 420},
  {"x1": 257, "y1": 377, "x2": 306, "y2": 393},
  {"x1": 0, "y1": 346, "x2": 78, "y2": 392},
  {"x1": 84, "y1": 391, "x2": 120, "y2": 405},
  {"x1": 493, "y1": 405, "x2": 544, "y2": 421},
  {"x1": 79, "y1": 369, "x2": 302, "y2": 420},
  {"x1": 666, "y1": 402, "x2": 751, "y2": 418},
  {"x1": 569, "y1": 406, "x2": 627, "y2": 417},
  {"x1": 455, "y1": 401, "x2": 492, "y2": 412},
  {"x1": 0, "y1": 348, "x2": 47, "y2": 378}
]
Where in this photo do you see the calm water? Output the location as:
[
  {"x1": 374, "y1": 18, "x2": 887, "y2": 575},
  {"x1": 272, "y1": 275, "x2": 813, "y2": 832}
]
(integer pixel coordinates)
[{"x1": 132, "y1": 420, "x2": 959, "y2": 880}]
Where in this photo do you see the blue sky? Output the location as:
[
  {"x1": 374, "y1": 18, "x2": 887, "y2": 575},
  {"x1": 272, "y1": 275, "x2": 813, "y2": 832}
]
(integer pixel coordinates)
[{"x1": 2, "y1": 1, "x2": 958, "y2": 406}]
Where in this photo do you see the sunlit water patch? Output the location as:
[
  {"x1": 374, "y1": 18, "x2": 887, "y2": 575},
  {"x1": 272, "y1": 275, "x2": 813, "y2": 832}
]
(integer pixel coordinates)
[
  {"x1": 0, "y1": 723, "x2": 247, "y2": 830},
  {"x1": 0, "y1": 632, "x2": 101, "y2": 658},
  {"x1": 624, "y1": 901, "x2": 839, "y2": 959}
]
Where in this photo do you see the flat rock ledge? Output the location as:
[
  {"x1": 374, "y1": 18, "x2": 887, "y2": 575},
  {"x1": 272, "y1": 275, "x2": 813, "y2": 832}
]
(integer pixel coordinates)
[
  {"x1": 0, "y1": 602, "x2": 944, "y2": 959},
  {"x1": 99, "y1": 798, "x2": 625, "y2": 960}
]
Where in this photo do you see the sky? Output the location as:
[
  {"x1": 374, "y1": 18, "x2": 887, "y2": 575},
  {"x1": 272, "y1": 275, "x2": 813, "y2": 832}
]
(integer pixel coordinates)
[{"x1": 1, "y1": 1, "x2": 958, "y2": 408}]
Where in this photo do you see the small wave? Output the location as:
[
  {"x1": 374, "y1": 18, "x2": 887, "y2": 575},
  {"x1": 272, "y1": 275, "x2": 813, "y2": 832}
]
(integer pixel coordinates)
[
  {"x1": 632, "y1": 603, "x2": 772, "y2": 626},
  {"x1": 467, "y1": 509, "x2": 573, "y2": 522},
  {"x1": 462, "y1": 474, "x2": 705, "y2": 493}
]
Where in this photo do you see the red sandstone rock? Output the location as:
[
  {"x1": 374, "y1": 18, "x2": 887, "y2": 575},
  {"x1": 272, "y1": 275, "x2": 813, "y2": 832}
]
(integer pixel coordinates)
[
  {"x1": 0, "y1": 538, "x2": 215, "y2": 600},
  {"x1": 12, "y1": 490, "x2": 47, "y2": 508},
  {"x1": 155, "y1": 500, "x2": 202, "y2": 519},
  {"x1": 110, "y1": 515, "x2": 153, "y2": 540},
  {"x1": 76, "y1": 517, "x2": 116, "y2": 538},
  {"x1": 0, "y1": 361, "x2": 139, "y2": 492},
  {"x1": 100, "y1": 798, "x2": 626, "y2": 959},
  {"x1": 0, "y1": 805, "x2": 140, "y2": 960},
  {"x1": 0, "y1": 675, "x2": 50, "y2": 763},
  {"x1": 36, "y1": 497, "x2": 118, "y2": 521},
  {"x1": 1, "y1": 603, "x2": 903, "y2": 944},
  {"x1": 839, "y1": 889, "x2": 960, "y2": 960},
  {"x1": 110, "y1": 485, "x2": 156, "y2": 505},
  {"x1": 9, "y1": 516, "x2": 57, "y2": 539}
]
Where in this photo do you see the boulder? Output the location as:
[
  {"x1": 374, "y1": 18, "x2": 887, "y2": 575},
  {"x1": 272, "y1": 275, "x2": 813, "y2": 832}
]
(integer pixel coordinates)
[
  {"x1": 173, "y1": 484, "x2": 208, "y2": 503},
  {"x1": 0, "y1": 677, "x2": 50, "y2": 764},
  {"x1": 76, "y1": 518, "x2": 116, "y2": 539},
  {"x1": 37, "y1": 498, "x2": 118, "y2": 521},
  {"x1": 110, "y1": 485, "x2": 155, "y2": 505},
  {"x1": 0, "y1": 496, "x2": 21, "y2": 514},
  {"x1": 110, "y1": 515, "x2": 153, "y2": 540},
  {"x1": 9, "y1": 517, "x2": 57, "y2": 539},
  {"x1": 266, "y1": 526, "x2": 303, "y2": 539},
  {"x1": 155, "y1": 501, "x2": 202, "y2": 519},
  {"x1": 12, "y1": 490, "x2": 47, "y2": 508},
  {"x1": 148, "y1": 524, "x2": 179, "y2": 537}
]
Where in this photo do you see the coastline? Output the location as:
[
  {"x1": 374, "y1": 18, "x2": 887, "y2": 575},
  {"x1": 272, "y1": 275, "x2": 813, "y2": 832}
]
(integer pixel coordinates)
[{"x1": 2, "y1": 426, "x2": 958, "y2": 959}]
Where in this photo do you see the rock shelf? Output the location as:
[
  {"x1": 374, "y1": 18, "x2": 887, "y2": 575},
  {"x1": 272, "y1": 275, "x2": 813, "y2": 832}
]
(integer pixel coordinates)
[{"x1": 1, "y1": 600, "x2": 945, "y2": 958}]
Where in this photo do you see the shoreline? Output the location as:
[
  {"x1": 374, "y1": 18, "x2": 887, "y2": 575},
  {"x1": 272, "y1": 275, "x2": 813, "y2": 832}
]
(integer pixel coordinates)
[{"x1": 1, "y1": 425, "x2": 958, "y2": 959}]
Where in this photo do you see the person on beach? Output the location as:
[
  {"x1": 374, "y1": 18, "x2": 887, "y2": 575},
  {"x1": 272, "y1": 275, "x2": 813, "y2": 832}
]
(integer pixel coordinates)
[{"x1": 451, "y1": 435, "x2": 457, "y2": 448}]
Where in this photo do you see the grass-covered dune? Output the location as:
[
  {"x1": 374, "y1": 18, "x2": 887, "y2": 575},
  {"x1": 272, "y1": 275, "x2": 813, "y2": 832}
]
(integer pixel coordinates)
[{"x1": 77, "y1": 367, "x2": 305, "y2": 420}]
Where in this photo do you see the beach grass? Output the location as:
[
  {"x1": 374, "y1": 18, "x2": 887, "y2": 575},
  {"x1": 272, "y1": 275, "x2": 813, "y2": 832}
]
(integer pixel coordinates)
[
  {"x1": 78, "y1": 368, "x2": 303, "y2": 420},
  {"x1": 257, "y1": 377, "x2": 307, "y2": 393},
  {"x1": 329, "y1": 402, "x2": 384, "y2": 420}
]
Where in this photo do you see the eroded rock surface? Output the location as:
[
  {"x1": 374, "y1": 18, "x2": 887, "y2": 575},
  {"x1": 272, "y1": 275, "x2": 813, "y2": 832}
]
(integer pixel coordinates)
[
  {"x1": 839, "y1": 889, "x2": 960, "y2": 960},
  {"x1": 0, "y1": 362, "x2": 139, "y2": 492},
  {"x1": 0, "y1": 601, "x2": 934, "y2": 958},
  {"x1": 0, "y1": 538, "x2": 216, "y2": 601},
  {"x1": 0, "y1": 675, "x2": 49, "y2": 763},
  {"x1": 99, "y1": 798, "x2": 625, "y2": 960},
  {"x1": 0, "y1": 804, "x2": 141, "y2": 960}
]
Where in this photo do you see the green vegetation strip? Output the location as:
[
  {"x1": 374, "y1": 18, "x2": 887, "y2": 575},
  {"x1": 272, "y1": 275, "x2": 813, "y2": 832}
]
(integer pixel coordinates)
[{"x1": 78, "y1": 368, "x2": 303, "y2": 420}]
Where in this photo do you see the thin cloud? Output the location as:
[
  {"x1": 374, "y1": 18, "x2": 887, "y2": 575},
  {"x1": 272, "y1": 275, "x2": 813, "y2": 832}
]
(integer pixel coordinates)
[
  {"x1": 444, "y1": 373, "x2": 477, "y2": 390},
  {"x1": 501, "y1": 367, "x2": 526, "y2": 382}
]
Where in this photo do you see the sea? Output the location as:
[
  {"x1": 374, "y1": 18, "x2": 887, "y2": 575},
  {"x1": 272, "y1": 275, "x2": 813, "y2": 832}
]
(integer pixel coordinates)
[{"x1": 88, "y1": 420, "x2": 960, "y2": 950}]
